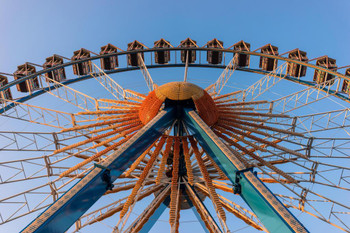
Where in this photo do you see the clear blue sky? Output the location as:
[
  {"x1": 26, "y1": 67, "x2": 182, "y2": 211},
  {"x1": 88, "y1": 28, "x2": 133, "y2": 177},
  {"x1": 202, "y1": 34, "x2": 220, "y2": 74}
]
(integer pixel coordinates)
[{"x1": 0, "y1": 0, "x2": 349, "y2": 232}]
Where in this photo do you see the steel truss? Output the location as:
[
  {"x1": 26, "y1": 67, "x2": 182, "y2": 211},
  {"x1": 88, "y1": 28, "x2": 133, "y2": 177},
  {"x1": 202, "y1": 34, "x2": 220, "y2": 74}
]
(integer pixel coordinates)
[{"x1": 0, "y1": 40, "x2": 349, "y2": 233}]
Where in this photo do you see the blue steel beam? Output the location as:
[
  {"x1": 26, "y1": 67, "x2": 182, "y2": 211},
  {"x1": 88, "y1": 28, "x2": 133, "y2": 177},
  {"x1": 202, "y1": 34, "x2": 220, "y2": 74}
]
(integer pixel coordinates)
[
  {"x1": 127, "y1": 185, "x2": 171, "y2": 233},
  {"x1": 183, "y1": 109, "x2": 309, "y2": 233},
  {"x1": 138, "y1": 197, "x2": 170, "y2": 233},
  {"x1": 184, "y1": 181, "x2": 223, "y2": 233},
  {"x1": 21, "y1": 108, "x2": 175, "y2": 233}
]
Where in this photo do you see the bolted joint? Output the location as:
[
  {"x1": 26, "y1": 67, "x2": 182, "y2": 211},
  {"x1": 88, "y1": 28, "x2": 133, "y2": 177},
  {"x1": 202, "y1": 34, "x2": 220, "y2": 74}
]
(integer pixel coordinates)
[
  {"x1": 233, "y1": 167, "x2": 254, "y2": 195},
  {"x1": 95, "y1": 164, "x2": 115, "y2": 191},
  {"x1": 233, "y1": 183, "x2": 242, "y2": 194},
  {"x1": 102, "y1": 169, "x2": 114, "y2": 191}
]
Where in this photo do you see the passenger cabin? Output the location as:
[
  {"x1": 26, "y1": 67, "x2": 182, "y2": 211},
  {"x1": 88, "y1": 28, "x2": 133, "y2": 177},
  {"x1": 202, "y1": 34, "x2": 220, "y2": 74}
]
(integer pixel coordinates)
[
  {"x1": 72, "y1": 48, "x2": 91, "y2": 76},
  {"x1": 0, "y1": 75, "x2": 12, "y2": 100},
  {"x1": 179, "y1": 38, "x2": 197, "y2": 63},
  {"x1": 206, "y1": 39, "x2": 223, "y2": 65},
  {"x1": 287, "y1": 49, "x2": 308, "y2": 77},
  {"x1": 127, "y1": 40, "x2": 144, "y2": 66},
  {"x1": 154, "y1": 39, "x2": 171, "y2": 64},
  {"x1": 14, "y1": 63, "x2": 39, "y2": 92},
  {"x1": 259, "y1": 44, "x2": 279, "y2": 71},
  {"x1": 232, "y1": 40, "x2": 251, "y2": 67},
  {"x1": 313, "y1": 56, "x2": 337, "y2": 85},
  {"x1": 100, "y1": 44, "x2": 119, "y2": 70},
  {"x1": 43, "y1": 55, "x2": 66, "y2": 82},
  {"x1": 341, "y1": 68, "x2": 350, "y2": 95}
]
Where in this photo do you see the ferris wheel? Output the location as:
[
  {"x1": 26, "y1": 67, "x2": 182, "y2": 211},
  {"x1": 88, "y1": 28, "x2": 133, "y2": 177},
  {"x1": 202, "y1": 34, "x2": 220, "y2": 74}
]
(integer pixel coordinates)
[{"x1": 0, "y1": 38, "x2": 349, "y2": 233}]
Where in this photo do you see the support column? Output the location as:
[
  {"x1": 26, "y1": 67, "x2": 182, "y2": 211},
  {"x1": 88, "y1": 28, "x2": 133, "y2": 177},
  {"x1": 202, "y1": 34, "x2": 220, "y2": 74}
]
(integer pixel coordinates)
[
  {"x1": 21, "y1": 108, "x2": 175, "y2": 233},
  {"x1": 183, "y1": 109, "x2": 308, "y2": 233}
]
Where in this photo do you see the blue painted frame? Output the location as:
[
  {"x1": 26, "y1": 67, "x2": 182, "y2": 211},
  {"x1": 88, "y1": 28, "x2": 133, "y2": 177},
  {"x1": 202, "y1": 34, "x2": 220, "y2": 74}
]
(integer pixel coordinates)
[
  {"x1": 183, "y1": 109, "x2": 309, "y2": 233},
  {"x1": 21, "y1": 108, "x2": 175, "y2": 233}
]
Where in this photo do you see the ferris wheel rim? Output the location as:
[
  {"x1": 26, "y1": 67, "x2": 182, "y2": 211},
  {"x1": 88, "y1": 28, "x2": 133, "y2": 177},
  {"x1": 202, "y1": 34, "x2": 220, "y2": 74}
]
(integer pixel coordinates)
[
  {"x1": 0, "y1": 52, "x2": 350, "y2": 114},
  {"x1": 0, "y1": 46, "x2": 349, "y2": 97}
]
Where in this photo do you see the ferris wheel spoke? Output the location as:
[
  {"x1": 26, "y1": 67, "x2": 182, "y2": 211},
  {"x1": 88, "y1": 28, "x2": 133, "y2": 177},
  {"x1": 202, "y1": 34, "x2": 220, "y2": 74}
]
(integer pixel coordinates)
[
  {"x1": 137, "y1": 53, "x2": 157, "y2": 92},
  {"x1": 59, "y1": 117, "x2": 142, "y2": 152},
  {"x1": 216, "y1": 100, "x2": 269, "y2": 108},
  {"x1": 39, "y1": 75, "x2": 99, "y2": 112},
  {"x1": 169, "y1": 137, "x2": 180, "y2": 231},
  {"x1": 125, "y1": 141, "x2": 156, "y2": 176},
  {"x1": 117, "y1": 183, "x2": 166, "y2": 232},
  {"x1": 205, "y1": 54, "x2": 238, "y2": 95},
  {"x1": 203, "y1": 154, "x2": 226, "y2": 180},
  {"x1": 218, "y1": 118, "x2": 303, "y2": 137},
  {"x1": 60, "y1": 115, "x2": 140, "y2": 133},
  {"x1": 198, "y1": 181, "x2": 266, "y2": 232},
  {"x1": 183, "y1": 180, "x2": 223, "y2": 233},
  {"x1": 73, "y1": 194, "x2": 131, "y2": 232},
  {"x1": 182, "y1": 137, "x2": 195, "y2": 184},
  {"x1": 156, "y1": 136, "x2": 173, "y2": 184},
  {"x1": 211, "y1": 180, "x2": 233, "y2": 191},
  {"x1": 270, "y1": 77, "x2": 342, "y2": 114},
  {"x1": 212, "y1": 91, "x2": 241, "y2": 106},
  {"x1": 194, "y1": 182, "x2": 265, "y2": 232},
  {"x1": 214, "y1": 130, "x2": 297, "y2": 183},
  {"x1": 219, "y1": 111, "x2": 290, "y2": 118},
  {"x1": 53, "y1": 122, "x2": 142, "y2": 157},
  {"x1": 59, "y1": 132, "x2": 137, "y2": 178},
  {"x1": 238, "y1": 62, "x2": 288, "y2": 102},
  {"x1": 73, "y1": 198, "x2": 128, "y2": 232},
  {"x1": 219, "y1": 197, "x2": 266, "y2": 231},
  {"x1": 0, "y1": 99, "x2": 75, "y2": 128},
  {"x1": 124, "y1": 185, "x2": 171, "y2": 233},
  {"x1": 90, "y1": 62, "x2": 130, "y2": 101},
  {"x1": 75, "y1": 184, "x2": 165, "y2": 231},
  {"x1": 189, "y1": 137, "x2": 228, "y2": 231},
  {"x1": 215, "y1": 122, "x2": 307, "y2": 159},
  {"x1": 301, "y1": 178, "x2": 350, "y2": 192},
  {"x1": 220, "y1": 123, "x2": 307, "y2": 148},
  {"x1": 170, "y1": 179, "x2": 181, "y2": 233},
  {"x1": 120, "y1": 136, "x2": 165, "y2": 218},
  {"x1": 88, "y1": 64, "x2": 146, "y2": 108}
]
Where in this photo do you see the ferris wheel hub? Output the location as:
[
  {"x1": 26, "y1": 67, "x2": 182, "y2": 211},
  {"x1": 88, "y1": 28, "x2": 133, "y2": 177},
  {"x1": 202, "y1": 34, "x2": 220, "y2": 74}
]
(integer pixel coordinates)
[
  {"x1": 138, "y1": 82, "x2": 219, "y2": 126},
  {"x1": 155, "y1": 82, "x2": 204, "y2": 101}
]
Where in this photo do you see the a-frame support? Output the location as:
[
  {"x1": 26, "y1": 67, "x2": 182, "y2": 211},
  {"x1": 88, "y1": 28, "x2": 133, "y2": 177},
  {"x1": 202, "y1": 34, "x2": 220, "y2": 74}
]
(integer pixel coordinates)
[
  {"x1": 183, "y1": 109, "x2": 309, "y2": 233},
  {"x1": 184, "y1": 180, "x2": 223, "y2": 233},
  {"x1": 21, "y1": 105, "x2": 309, "y2": 233},
  {"x1": 21, "y1": 108, "x2": 175, "y2": 233},
  {"x1": 125, "y1": 185, "x2": 171, "y2": 233}
]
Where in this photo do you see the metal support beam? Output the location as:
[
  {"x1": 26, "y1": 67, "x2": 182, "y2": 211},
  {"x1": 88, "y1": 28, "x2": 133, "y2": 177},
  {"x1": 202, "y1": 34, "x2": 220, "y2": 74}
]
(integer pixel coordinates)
[
  {"x1": 20, "y1": 107, "x2": 175, "y2": 233},
  {"x1": 125, "y1": 185, "x2": 171, "y2": 233},
  {"x1": 138, "y1": 53, "x2": 156, "y2": 92},
  {"x1": 184, "y1": 179, "x2": 223, "y2": 233},
  {"x1": 206, "y1": 54, "x2": 238, "y2": 95},
  {"x1": 183, "y1": 109, "x2": 309, "y2": 233}
]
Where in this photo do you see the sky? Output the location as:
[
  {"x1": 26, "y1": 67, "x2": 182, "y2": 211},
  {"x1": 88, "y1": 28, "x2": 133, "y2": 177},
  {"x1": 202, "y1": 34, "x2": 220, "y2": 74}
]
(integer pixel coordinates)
[{"x1": 0, "y1": 0, "x2": 349, "y2": 232}]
